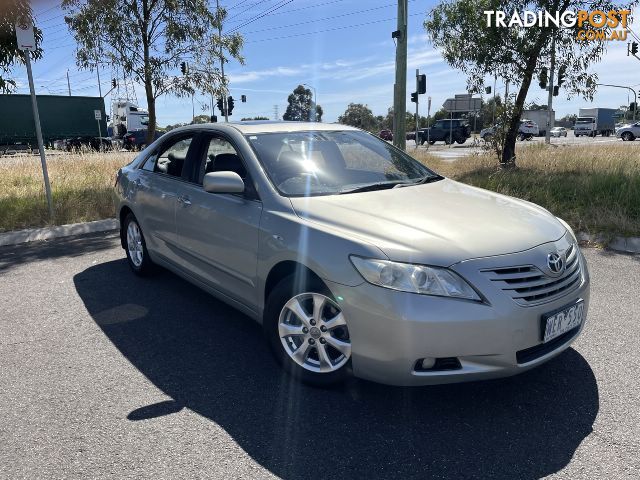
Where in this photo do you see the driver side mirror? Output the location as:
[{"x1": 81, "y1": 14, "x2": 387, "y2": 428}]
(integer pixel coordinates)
[{"x1": 203, "y1": 171, "x2": 245, "y2": 194}]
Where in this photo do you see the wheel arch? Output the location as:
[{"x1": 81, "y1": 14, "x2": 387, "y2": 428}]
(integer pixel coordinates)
[
  {"x1": 264, "y1": 260, "x2": 326, "y2": 306},
  {"x1": 118, "y1": 205, "x2": 134, "y2": 249}
]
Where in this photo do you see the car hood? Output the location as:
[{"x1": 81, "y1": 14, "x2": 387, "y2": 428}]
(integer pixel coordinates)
[{"x1": 289, "y1": 179, "x2": 566, "y2": 266}]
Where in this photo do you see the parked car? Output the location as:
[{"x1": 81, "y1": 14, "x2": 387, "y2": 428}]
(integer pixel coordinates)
[
  {"x1": 114, "y1": 121, "x2": 590, "y2": 386},
  {"x1": 616, "y1": 122, "x2": 640, "y2": 141},
  {"x1": 550, "y1": 127, "x2": 568, "y2": 137},
  {"x1": 480, "y1": 119, "x2": 540, "y2": 141},
  {"x1": 123, "y1": 129, "x2": 163, "y2": 150},
  {"x1": 418, "y1": 119, "x2": 470, "y2": 145},
  {"x1": 64, "y1": 136, "x2": 112, "y2": 152},
  {"x1": 406, "y1": 131, "x2": 416, "y2": 141},
  {"x1": 378, "y1": 129, "x2": 393, "y2": 141}
]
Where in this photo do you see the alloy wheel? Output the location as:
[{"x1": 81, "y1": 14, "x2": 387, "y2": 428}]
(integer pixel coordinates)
[
  {"x1": 126, "y1": 220, "x2": 144, "y2": 267},
  {"x1": 278, "y1": 293, "x2": 351, "y2": 373}
]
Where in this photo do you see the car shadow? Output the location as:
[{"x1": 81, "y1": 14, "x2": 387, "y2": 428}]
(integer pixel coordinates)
[
  {"x1": 0, "y1": 231, "x2": 119, "y2": 273},
  {"x1": 74, "y1": 259, "x2": 599, "y2": 479}
]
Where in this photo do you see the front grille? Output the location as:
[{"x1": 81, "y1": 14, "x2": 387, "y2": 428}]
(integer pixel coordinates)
[{"x1": 482, "y1": 244, "x2": 582, "y2": 306}]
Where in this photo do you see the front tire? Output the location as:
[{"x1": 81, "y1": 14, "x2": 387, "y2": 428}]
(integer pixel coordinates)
[
  {"x1": 264, "y1": 275, "x2": 352, "y2": 386},
  {"x1": 124, "y1": 213, "x2": 155, "y2": 276},
  {"x1": 622, "y1": 132, "x2": 635, "y2": 141}
]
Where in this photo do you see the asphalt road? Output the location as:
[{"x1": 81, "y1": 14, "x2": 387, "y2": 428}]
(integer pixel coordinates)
[{"x1": 1, "y1": 232, "x2": 639, "y2": 479}]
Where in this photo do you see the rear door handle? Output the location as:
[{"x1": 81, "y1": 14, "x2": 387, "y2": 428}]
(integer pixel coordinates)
[{"x1": 178, "y1": 195, "x2": 192, "y2": 206}]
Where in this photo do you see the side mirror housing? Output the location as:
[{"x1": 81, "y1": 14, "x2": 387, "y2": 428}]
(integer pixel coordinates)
[{"x1": 203, "y1": 171, "x2": 245, "y2": 194}]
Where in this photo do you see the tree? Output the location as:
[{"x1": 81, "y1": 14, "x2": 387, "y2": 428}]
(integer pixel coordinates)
[
  {"x1": 338, "y1": 103, "x2": 377, "y2": 131},
  {"x1": 283, "y1": 85, "x2": 322, "y2": 122},
  {"x1": 425, "y1": 0, "x2": 636, "y2": 166},
  {"x1": 0, "y1": 1, "x2": 42, "y2": 92},
  {"x1": 192, "y1": 114, "x2": 210, "y2": 124},
  {"x1": 62, "y1": 0, "x2": 243, "y2": 143}
]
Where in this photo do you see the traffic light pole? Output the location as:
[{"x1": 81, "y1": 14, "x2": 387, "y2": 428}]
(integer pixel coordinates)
[
  {"x1": 596, "y1": 83, "x2": 637, "y2": 121},
  {"x1": 415, "y1": 69, "x2": 419, "y2": 148},
  {"x1": 545, "y1": 36, "x2": 556, "y2": 145}
]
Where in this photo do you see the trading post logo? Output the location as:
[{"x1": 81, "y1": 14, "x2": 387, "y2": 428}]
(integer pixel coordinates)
[{"x1": 484, "y1": 9, "x2": 631, "y2": 41}]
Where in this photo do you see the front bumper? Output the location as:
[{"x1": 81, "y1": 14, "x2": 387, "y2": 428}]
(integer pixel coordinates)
[{"x1": 326, "y1": 246, "x2": 590, "y2": 386}]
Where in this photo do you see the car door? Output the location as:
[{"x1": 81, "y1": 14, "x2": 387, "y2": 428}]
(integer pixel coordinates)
[
  {"x1": 173, "y1": 133, "x2": 263, "y2": 309},
  {"x1": 134, "y1": 132, "x2": 196, "y2": 262}
]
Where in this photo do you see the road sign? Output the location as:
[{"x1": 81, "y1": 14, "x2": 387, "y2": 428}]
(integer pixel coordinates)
[
  {"x1": 94, "y1": 110, "x2": 102, "y2": 120},
  {"x1": 443, "y1": 96, "x2": 482, "y2": 112},
  {"x1": 15, "y1": 17, "x2": 36, "y2": 51}
]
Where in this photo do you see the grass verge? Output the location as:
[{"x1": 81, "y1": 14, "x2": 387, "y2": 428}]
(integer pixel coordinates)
[
  {"x1": 0, "y1": 152, "x2": 134, "y2": 232},
  {"x1": 413, "y1": 143, "x2": 640, "y2": 237}
]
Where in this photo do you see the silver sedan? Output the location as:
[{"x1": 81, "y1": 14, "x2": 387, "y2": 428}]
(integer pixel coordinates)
[{"x1": 114, "y1": 122, "x2": 590, "y2": 386}]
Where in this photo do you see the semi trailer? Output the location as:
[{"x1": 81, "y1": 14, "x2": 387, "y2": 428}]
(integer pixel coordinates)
[{"x1": 0, "y1": 94, "x2": 107, "y2": 152}]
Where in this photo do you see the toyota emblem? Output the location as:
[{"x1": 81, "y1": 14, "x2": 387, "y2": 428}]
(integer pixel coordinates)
[{"x1": 547, "y1": 252, "x2": 565, "y2": 275}]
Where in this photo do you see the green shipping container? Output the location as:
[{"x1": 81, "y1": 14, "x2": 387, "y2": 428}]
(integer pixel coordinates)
[{"x1": 0, "y1": 94, "x2": 107, "y2": 147}]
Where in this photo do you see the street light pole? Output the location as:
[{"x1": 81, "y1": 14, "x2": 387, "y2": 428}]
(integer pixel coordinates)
[{"x1": 303, "y1": 83, "x2": 317, "y2": 121}]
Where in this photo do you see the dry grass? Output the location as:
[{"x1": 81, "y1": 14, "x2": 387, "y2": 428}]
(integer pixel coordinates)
[
  {"x1": 0, "y1": 151, "x2": 134, "y2": 232},
  {"x1": 412, "y1": 143, "x2": 640, "y2": 237}
]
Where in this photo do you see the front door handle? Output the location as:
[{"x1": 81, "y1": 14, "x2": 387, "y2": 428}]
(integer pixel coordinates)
[{"x1": 178, "y1": 195, "x2": 192, "y2": 206}]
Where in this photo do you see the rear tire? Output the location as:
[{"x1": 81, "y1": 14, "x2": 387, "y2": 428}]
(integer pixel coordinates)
[
  {"x1": 264, "y1": 275, "x2": 352, "y2": 386},
  {"x1": 123, "y1": 213, "x2": 156, "y2": 276}
]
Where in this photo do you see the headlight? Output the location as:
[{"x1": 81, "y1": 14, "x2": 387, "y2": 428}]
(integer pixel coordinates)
[
  {"x1": 350, "y1": 256, "x2": 481, "y2": 301},
  {"x1": 556, "y1": 217, "x2": 578, "y2": 243}
]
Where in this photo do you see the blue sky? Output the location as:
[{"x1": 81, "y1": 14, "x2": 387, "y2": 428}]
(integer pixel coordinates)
[{"x1": 12, "y1": 0, "x2": 640, "y2": 126}]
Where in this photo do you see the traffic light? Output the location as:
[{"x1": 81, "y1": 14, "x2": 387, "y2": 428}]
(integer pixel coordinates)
[
  {"x1": 485, "y1": 86, "x2": 492, "y2": 94},
  {"x1": 180, "y1": 61, "x2": 188, "y2": 75},
  {"x1": 539, "y1": 67, "x2": 548, "y2": 89},
  {"x1": 210, "y1": 115, "x2": 217, "y2": 123},
  {"x1": 630, "y1": 42, "x2": 639, "y2": 55},
  {"x1": 111, "y1": 79, "x2": 117, "y2": 88},
  {"x1": 557, "y1": 66, "x2": 566, "y2": 87},
  {"x1": 216, "y1": 98, "x2": 225, "y2": 115},
  {"x1": 410, "y1": 92, "x2": 418, "y2": 103},
  {"x1": 227, "y1": 96, "x2": 235, "y2": 115},
  {"x1": 553, "y1": 85, "x2": 559, "y2": 96},
  {"x1": 630, "y1": 102, "x2": 637, "y2": 112},
  {"x1": 241, "y1": 94, "x2": 247, "y2": 103},
  {"x1": 417, "y1": 74, "x2": 426, "y2": 94}
]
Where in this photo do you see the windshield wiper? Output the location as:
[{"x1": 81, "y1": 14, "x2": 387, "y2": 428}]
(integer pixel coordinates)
[
  {"x1": 338, "y1": 181, "x2": 405, "y2": 195},
  {"x1": 393, "y1": 174, "x2": 443, "y2": 188}
]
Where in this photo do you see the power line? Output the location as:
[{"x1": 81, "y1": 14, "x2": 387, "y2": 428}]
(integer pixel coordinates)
[
  {"x1": 226, "y1": 0, "x2": 293, "y2": 34},
  {"x1": 241, "y1": 1, "x2": 416, "y2": 35},
  {"x1": 244, "y1": 13, "x2": 422, "y2": 43}
]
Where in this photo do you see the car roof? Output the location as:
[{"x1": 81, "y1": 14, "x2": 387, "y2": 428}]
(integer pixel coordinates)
[{"x1": 169, "y1": 120, "x2": 359, "y2": 135}]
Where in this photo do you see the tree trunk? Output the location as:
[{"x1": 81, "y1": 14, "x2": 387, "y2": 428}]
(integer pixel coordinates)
[
  {"x1": 145, "y1": 84, "x2": 156, "y2": 144},
  {"x1": 501, "y1": 36, "x2": 549, "y2": 167}
]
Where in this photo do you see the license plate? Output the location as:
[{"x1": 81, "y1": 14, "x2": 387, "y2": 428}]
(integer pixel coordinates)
[{"x1": 542, "y1": 300, "x2": 584, "y2": 343}]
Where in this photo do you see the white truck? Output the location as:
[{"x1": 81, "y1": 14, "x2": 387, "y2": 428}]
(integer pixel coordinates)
[
  {"x1": 522, "y1": 109, "x2": 555, "y2": 136},
  {"x1": 574, "y1": 108, "x2": 617, "y2": 137},
  {"x1": 110, "y1": 100, "x2": 150, "y2": 138}
]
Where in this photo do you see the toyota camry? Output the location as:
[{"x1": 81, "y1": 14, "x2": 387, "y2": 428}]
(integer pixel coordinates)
[{"x1": 114, "y1": 121, "x2": 590, "y2": 386}]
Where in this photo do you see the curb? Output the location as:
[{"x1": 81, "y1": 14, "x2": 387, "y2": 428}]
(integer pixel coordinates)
[
  {"x1": 577, "y1": 232, "x2": 640, "y2": 254},
  {"x1": 0, "y1": 219, "x2": 118, "y2": 247}
]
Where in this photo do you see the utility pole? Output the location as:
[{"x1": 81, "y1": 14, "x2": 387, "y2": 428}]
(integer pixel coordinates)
[
  {"x1": 216, "y1": 0, "x2": 228, "y2": 122},
  {"x1": 392, "y1": 0, "x2": 408, "y2": 150},
  {"x1": 545, "y1": 36, "x2": 556, "y2": 145},
  {"x1": 96, "y1": 64, "x2": 102, "y2": 97},
  {"x1": 66, "y1": 69, "x2": 71, "y2": 96},
  {"x1": 492, "y1": 74, "x2": 497, "y2": 124}
]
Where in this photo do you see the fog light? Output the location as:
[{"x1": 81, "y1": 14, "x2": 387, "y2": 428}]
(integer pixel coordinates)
[{"x1": 420, "y1": 357, "x2": 436, "y2": 369}]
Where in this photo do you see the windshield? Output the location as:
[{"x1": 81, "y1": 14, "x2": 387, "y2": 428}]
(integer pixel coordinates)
[
  {"x1": 246, "y1": 130, "x2": 438, "y2": 197},
  {"x1": 576, "y1": 117, "x2": 593, "y2": 124}
]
